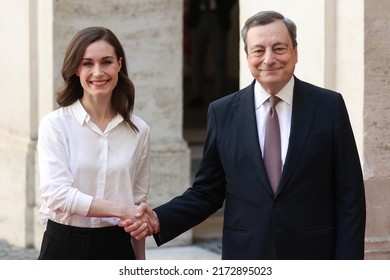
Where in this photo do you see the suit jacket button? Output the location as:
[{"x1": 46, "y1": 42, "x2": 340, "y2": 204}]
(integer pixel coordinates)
[{"x1": 272, "y1": 201, "x2": 279, "y2": 207}]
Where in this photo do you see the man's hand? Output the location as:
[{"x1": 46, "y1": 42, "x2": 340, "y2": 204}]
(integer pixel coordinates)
[{"x1": 118, "y1": 202, "x2": 160, "y2": 240}]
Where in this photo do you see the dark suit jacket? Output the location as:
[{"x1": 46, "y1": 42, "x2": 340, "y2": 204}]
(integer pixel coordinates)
[
  {"x1": 188, "y1": 0, "x2": 235, "y2": 31},
  {"x1": 154, "y1": 77, "x2": 366, "y2": 259}
]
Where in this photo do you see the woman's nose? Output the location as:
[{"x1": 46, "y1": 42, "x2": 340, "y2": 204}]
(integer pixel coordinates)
[{"x1": 93, "y1": 64, "x2": 103, "y2": 76}]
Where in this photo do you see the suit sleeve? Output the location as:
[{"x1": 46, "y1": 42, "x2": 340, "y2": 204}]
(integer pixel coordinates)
[
  {"x1": 333, "y1": 95, "x2": 366, "y2": 259},
  {"x1": 154, "y1": 103, "x2": 226, "y2": 246}
]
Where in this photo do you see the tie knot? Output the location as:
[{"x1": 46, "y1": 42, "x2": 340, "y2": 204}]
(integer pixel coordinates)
[{"x1": 269, "y1": 95, "x2": 280, "y2": 108}]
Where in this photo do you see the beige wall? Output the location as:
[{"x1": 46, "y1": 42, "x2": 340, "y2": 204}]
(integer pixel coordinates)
[
  {"x1": 363, "y1": 0, "x2": 390, "y2": 259},
  {"x1": 1, "y1": 0, "x2": 37, "y2": 247},
  {"x1": 1, "y1": 0, "x2": 191, "y2": 249},
  {"x1": 50, "y1": 0, "x2": 192, "y2": 248},
  {"x1": 1, "y1": 0, "x2": 389, "y2": 259}
]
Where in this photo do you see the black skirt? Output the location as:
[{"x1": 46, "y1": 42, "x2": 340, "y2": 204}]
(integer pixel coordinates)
[{"x1": 38, "y1": 219, "x2": 136, "y2": 260}]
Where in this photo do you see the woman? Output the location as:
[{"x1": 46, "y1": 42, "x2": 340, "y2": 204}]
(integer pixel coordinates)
[{"x1": 37, "y1": 27, "x2": 151, "y2": 260}]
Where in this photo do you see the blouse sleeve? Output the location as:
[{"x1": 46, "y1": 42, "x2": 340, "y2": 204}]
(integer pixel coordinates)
[
  {"x1": 132, "y1": 122, "x2": 151, "y2": 205},
  {"x1": 38, "y1": 114, "x2": 93, "y2": 217}
]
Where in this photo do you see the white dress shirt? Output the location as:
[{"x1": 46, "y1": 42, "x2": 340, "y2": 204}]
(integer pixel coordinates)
[
  {"x1": 255, "y1": 77, "x2": 294, "y2": 168},
  {"x1": 37, "y1": 99, "x2": 151, "y2": 228}
]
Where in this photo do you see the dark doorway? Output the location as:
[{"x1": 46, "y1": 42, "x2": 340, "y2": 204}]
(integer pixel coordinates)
[
  {"x1": 182, "y1": 1, "x2": 239, "y2": 241},
  {"x1": 182, "y1": 0, "x2": 240, "y2": 145}
]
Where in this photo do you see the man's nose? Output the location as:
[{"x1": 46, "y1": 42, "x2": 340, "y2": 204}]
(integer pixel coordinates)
[{"x1": 263, "y1": 49, "x2": 275, "y2": 65}]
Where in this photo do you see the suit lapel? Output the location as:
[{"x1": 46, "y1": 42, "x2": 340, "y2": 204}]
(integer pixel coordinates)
[
  {"x1": 235, "y1": 81, "x2": 274, "y2": 196},
  {"x1": 277, "y1": 77, "x2": 317, "y2": 194}
]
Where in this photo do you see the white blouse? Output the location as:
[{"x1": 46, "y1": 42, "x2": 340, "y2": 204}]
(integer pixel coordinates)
[{"x1": 37, "y1": 99, "x2": 151, "y2": 228}]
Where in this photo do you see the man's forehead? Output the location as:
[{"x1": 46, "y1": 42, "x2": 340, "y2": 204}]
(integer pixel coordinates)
[
  {"x1": 247, "y1": 23, "x2": 291, "y2": 44},
  {"x1": 249, "y1": 42, "x2": 289, "y2": 49}
]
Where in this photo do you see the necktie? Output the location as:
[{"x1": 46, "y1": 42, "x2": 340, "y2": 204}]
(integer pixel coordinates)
[{"x1": 264, "y1": 96, "x2": 282, "y2": 193}]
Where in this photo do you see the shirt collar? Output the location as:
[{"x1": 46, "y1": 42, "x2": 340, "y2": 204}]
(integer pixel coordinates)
[
  {"x1": 70, "y1": 99, "x2": 89, "y2": 125},
  {"x1": 254, "y1": 76, "x2": 295, "y2": 109},
  {"x1": 70, "y1": 99, "x2": 124, "y2": 128}
]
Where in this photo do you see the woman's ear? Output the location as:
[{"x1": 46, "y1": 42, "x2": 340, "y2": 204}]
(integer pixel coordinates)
[{"x1": 118, "y1": 57, "x2": 123, "y2": 71}]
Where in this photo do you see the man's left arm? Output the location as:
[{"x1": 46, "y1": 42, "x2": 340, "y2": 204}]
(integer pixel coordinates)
[{"x1": 333, "y1": 94, "x2": 366, "y2": 259}]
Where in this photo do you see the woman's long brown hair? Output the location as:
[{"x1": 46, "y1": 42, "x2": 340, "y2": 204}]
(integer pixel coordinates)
[{"x1": 57, "y1": 26, "x2": 138, "y2": 132}]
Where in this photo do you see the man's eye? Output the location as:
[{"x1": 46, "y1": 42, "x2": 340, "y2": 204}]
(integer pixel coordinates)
[
  {"x1": 252, "y1": 49, "x2": 264, "y2": 56},
  {"x1": 274, "y1": 47, "x2": 287, "y2": 54}
]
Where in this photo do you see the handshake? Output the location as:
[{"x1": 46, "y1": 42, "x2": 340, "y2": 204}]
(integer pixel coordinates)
[{"x1": 118, "y1": 202, "x2": 160, "y2": 240}]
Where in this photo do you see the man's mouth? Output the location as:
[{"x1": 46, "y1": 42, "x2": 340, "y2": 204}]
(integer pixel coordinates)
[{"x1": 260, "y1": 67, "x2": 283, "y2": 72}]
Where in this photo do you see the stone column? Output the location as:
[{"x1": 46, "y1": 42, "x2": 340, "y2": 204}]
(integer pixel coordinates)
[
  {"x1": 363, "y1": 0, "x2": 390, "y2": 259},
  {"x1": 1, "y1": 0, "x2": 190, "y2": 250},
  {"x1": 33, "y1": 0, "x2": 191, "y2": 248},
  {"x1": 0, "y1": 0, "x2": 42, "y2": 248}
]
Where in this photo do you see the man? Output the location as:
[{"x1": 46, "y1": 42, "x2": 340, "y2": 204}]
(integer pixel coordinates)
[{"x1": 122, "y1": 10, "x2": 366, "y2": 260}]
